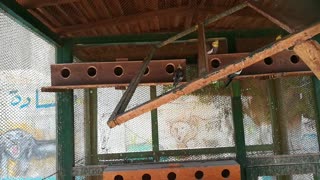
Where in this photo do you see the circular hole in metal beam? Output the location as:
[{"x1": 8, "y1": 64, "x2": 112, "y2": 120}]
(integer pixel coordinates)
[
  {"x1": 114, "y1": 175, "x2": 124, "y2": 180},
  {"x1": 142, "y1": 173, "x2": 151, "y2": 180},
  {"x1": 166, "y1": 64, "x2": 175, "y2": 74},
  {"x1": 221, "y1": 169, "x2": 230, "y2": 178},
  {"x1": 144, "y1": 66, "x2": 150, "y2": 76},
  {"x1": 87, "y1": 66, "x2": 97, "y2": 77},
  {"x1": 195, "y1": 170, "x2": 204, "y2": 179},
  {"x1": 211, "y1": 58, "x2": 221, "y2": 68},
  {"x1": 114, "y1": 66, "x2": 124, "y2": 77},
  {"x1": 264, "y1": 57, "x2": 273, "y2": 65},
  {"x1": 290, "y1": 55, "x2": 299, "y2": 64},
  {"x1": 61, "y1": 68, "x2": 70, "y2": 79},
  {"x1": 167, "y1": 172, "x2": 176, "y2": 180}
]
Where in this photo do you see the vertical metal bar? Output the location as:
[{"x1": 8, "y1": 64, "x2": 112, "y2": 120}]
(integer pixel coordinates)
[
  {"x1": 56, "y1": 40, "x2": 74, "y2": 180},
  {"x1": 231, "y1": 81, "x2": 247, "y2": 180},
  {"x1": 85, "y1": 89, "x2": 98, "y2": 165},
  {"x1": 313, "y1": 37, "x2": 320, "y2": 180},
  {"x1": 267, "y1": 79, "x2": 290, "y2": 180},
  {"x1": 150, "y1": 86, "x2": 160, "y2": 162},
  {"x1": 267, "y1": 80, "x2": 282, "y2": 154},
  {"x1": 197, "y1": 22, "x2": 208, "y2": 76},
  {"x1": 312, "y1": 77, "x2": 320, "y2": 152},
  {"x1": 273, "y1": 79, "x2": 290, "y2": 154}
]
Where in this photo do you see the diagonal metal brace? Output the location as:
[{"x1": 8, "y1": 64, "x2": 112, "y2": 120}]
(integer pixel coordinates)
[
  {"x1": 108, "y1": 22, "x2": 320, "y2": 128},
  {"x1": 246, "y1": 0, "x2": 295, "y2": 33},
  {"x1": 107, "y1": 3, "x2": 248, "y2": 124}
]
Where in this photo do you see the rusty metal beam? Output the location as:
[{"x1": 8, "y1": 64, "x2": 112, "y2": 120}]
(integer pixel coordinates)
[
  {"x1": 42, "y1": 51, "x2": 312, "y2": 92},
  {"x1": 197, "y1": 22, "x2": 209, "y2": 76},
  {"x1": 49, "y1": 59, "x2": 186, "y2": 86},
  {"x1": 208, "y1": 50, "x2": 310, "y2": 75},
  {"x1": 293, "y1": 40, "x2": 320, "y2": 79},
  {"x1": 103, "y1": 160, "x2": 240, "y2": 180},
  {"x1": 107, "y1": 3, "x2": 248, "y2": 125},
  {"x1": 107, "y1": 22, "x2": 320, "y2": 128}
]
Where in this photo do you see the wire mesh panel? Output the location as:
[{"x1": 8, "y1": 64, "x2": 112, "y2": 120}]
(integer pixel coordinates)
[
  {"x1": 0, "y1": 12, "x2": 56, "y2": 179},
  {"x1": 74, "y1": 90, "x2": 85, "y2": 166},
  {"x1": 277, "y1": 76, "x2": 319, "y2": 154},
  {"x1": 241, "y1": 79, "x2": 273, "y2": 157},
  {"x1": 97, "y1": 87, "x2": 152, "y2": 155}
]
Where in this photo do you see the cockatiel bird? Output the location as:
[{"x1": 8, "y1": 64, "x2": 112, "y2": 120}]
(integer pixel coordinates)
[
  {"x1": 207, "y1": 40, "x2": 219, "y2": 55},
  {"x1": 173, "y1": 64, "x2": 184, "y2": 88},
  {"x1": 225, "y1": 70, "x2": 242, "y2": 87}
]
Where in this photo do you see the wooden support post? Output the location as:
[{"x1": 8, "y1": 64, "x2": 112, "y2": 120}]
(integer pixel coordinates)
[
  {"x1": 106, "y1": 23, "x2": 320, "y2": 128},
  {"x1": 107, "y1": 3, "x2": 248, "y2": 125},
  {"x1": 197, "y1": 22, "x2": 208, "y2": 76},
  {"x1": 293, "y1": 40, "x2": 320, "y2": 79}
]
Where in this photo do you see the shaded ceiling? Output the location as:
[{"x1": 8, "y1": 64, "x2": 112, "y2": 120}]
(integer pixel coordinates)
[{"x1": 15, "y1": 0, "x2": 320, "y2": 61}]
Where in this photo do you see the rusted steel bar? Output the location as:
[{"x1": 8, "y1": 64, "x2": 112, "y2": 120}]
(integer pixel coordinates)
[
  {"x1": 247, "y1": 1, "x2": 295, "y2": 33},
  {"x1": 103, "y1": 160, "x2": 240, "y2": 180},
  {"x1": 49, "y1": 59, "x2": 186, "y2": 86},
  {"x1": 107, "y1": 22, "x2": 320, "y2": 128},
  {"x1": 198, "y1": 22, "x2": 209, "y2": 76},
  {"x1": 208, "y1": 50, "x2": 310, "y2": 75},
  {"x1": 109, "y1": 47, "x2": 156, "y2": 121},
  {"x1": 107, "y1": 3, "x2": 248, "y2": 125},
  {"x1": 293, "y1": 40, "x2": 320, "y2": 79}
]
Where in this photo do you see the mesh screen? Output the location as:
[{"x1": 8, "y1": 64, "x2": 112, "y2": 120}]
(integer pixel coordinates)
[
  {"x1": 74, "y1": 89, "x2": 85, "y2": 166},
  {"x1": 241, "y1": 79, "x2": 273, "y2": 157},
  {"x1": 97, "y1": 87, "x2": 152, "y2": 155},
  {"x1": 277, "y1": 76, "x2": 319, "y2": 154},
  {"x1": 157, "y1": 84, "x2": 235, "y2": 151},
  {"x1": 0, "y1": 11, "x2": 56, "y2": 178}
]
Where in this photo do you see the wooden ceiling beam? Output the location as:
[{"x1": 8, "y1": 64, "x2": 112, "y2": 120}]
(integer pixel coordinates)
[
  {"x1": 19, "y1": 0, "x2": 79, "y2": 9},
  {"x1": 53, "y1": 6, "x2": 259, "y2": 34}
]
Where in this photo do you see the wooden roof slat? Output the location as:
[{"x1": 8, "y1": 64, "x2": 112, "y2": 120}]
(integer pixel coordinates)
[
  {"x1": 19, "y1": 0, "x2": 78, "y2": 9},
  {"x1": 36, "y1": 7, "x2": 62, "y2": 27},
  {"x1": 72, "y1": 2, "x2": 91, "y2": 23},
  {"x1": 55, "y1": 5, "x2": 76, "y2": 25},
  {"x1": 92, "y1": 0, "x2": 112, "y2": 19},
  {"x1": 55, "y1": 6, "x2": 192, "y2": 34}
]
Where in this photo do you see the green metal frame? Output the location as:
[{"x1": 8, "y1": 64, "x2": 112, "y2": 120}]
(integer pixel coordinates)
[
  {"x1": 1, "y1": 2, "x2": 320, "y2": 178},
  {"x1": 70, "y1": 28, "x2": 287, "y2": 46},
  {"x1": 56, "y1": 41, "x2": 74, "y2": 180},
  {"x1": 0, "y1": 0, "x2": 61, "y2": 46}
]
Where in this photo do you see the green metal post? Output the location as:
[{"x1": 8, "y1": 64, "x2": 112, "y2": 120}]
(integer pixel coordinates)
[
  {"x1": 56, "y1": 40, "x2": 74, "y2": 180},
  {"x1": 231, "y1": 81, "x2": 247, "y2": 180},
  {"x1": 85, "y1": 89, "x2": 98, "y2": 165},
  {"x1": 267, "y1": 80, "x2": 284, "y2": 154},
  {"x1": 150, "y1": 86, "x2": 160, "y2": 162},
  {"x1": 267, "y1": 80, "x2": 290, "y2": 180},
  {"x1": 312, "y1": 76, "x2": 320, "y2": 180}
]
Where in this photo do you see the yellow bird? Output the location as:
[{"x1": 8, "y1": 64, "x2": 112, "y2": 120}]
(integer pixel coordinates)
[{"x1": 207, "y1": 40, "x2": 219, "y2": 55}]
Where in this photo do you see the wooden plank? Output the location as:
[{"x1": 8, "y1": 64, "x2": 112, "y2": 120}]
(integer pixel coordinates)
[
  {"x1": 19, "y1": 0, "x2": 78, "y2": 9},
  {"x1": 54, "y1": 6, "x2": 192, "y2": 34},
  {"x1": 293, "y1": 40, "x2": 320, "y2": 79},
  {"x1": 197, "y1": 22, "x2": 208, "y2": 76},
  {"x1": 55, "y1": 4, "x2": 251, "y2": 34},
  {"x1": 107, "y1": 22, "x2": 320, "y2": 128}
]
